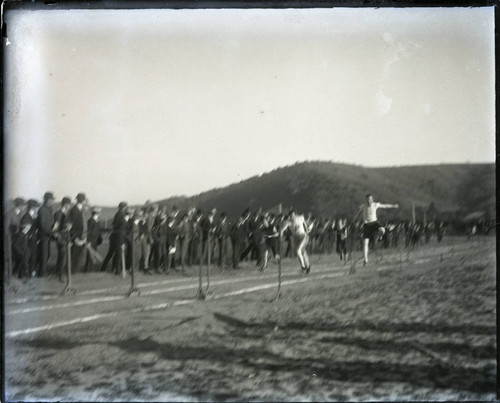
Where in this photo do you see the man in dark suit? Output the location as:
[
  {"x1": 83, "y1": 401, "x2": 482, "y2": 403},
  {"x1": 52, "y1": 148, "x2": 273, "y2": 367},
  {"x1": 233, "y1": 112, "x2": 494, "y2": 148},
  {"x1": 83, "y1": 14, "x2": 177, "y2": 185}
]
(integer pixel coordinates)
[
  {"x1": 239, "y1": 209, "x2": 255, "y2": 262},
  {"x1": 215, "y1": 212, "x2": 231, "y2": 268},
  {"x1": 8, "y1": 197, "x2": 25, "y2": 237},
  {"x1": 12, "y1": 222, "x2": 32, "y2": 282},
  {"x1": 100, "y1": 201, "x2": 128, "y2": 274},
  {"x1": 230, "y1": 215, "x2": 246, "y2": 270},
  {"x1": 53, "y1": 197, "x2": 72, "y2": 281},
  {"x1": 141, "y1": 204, "x2": 157, "y2": 274},
  {"x1": 85, "y1": 207, "x2": 103, "y2": 271},
  {"x1": 7, "y1": 197, "x2": 25, "y2": 276},
  {"x1": 21, "y1": 199, "x2": 40, "y2": 277},
  {"x1": 68, "y1": 193, "x2": 87, "y2": 272},
  {"x1": 37, "y1": 191, "x2": 55, "y2": 277},
  {"x1": 190, "y1": 209, "x2": 203, "y2": 266},
  {"x1": 201, "y1": 208, "x2": 217, "y2": 265},
  {"x1": 177, "y1": 210, "x2": 193, "y2": 268}
]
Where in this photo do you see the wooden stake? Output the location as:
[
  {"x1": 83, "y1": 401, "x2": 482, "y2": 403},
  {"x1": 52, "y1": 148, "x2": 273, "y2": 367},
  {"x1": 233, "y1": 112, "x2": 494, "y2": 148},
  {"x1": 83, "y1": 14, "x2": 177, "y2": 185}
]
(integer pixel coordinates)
[
  {"x1": 121, "y1": 244, "x2": 126, "y2": 279},
  {"x1": 196, "y1": 243, "x2": 205, "y2": 300},
  {"x1": 206, "y1": 231, "x2": 211, "y2": 295},
  {"x1": 126, "y1": 234, "x2": 140, "y2": 297},
  {"x1": 275, "y1": 230, "x2": 282, "y2": 301},
  {"x1": 62, "y1": 241, "x2": 76, "y2": 295}
]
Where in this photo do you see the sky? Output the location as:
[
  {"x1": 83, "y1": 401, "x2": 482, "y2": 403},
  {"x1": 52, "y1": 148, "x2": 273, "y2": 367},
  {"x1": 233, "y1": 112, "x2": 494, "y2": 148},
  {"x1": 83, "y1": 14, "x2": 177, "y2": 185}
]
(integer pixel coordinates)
[{"x1": 3, "y1": 7, "x2": 495, "y2": 206}]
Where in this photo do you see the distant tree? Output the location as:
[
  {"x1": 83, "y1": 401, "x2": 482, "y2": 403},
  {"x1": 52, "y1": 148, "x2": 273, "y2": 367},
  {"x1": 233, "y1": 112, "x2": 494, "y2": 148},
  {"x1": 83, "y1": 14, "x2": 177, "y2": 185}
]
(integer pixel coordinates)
[
  {"x1": 456, "y1": 165, "x2": 495, "y2": 214},
  {"x1": 426, "y1": 202, "x2": 439, "y2": 221}
]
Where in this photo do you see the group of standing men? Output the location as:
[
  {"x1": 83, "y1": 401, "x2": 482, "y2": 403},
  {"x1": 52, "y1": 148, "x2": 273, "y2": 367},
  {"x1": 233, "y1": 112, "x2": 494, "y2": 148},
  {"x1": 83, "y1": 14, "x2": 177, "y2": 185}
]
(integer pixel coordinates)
[
  {"x1": 99, "y1": 203, "x2": 356, "y2": 275},
  {"x1": 6, "y1": 191, "x2": 401, "y2": 282},
  {"x1": 98, "y1": 203, "x2": 282, "y2": 275},
  {"x1": 6, "y1": 192, "x2": 103, "y2": 282}
]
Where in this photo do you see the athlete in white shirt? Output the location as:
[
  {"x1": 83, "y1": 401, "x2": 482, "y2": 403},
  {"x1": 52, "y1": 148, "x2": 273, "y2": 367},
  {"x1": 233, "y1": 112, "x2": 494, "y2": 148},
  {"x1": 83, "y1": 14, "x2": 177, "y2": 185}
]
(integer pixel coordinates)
[
  {"x1": 355, "y1": 194, "x2": 398, "y2": 266},
  {"x1": 281, "y1": 209, "x2": 312, "y2": 273}
]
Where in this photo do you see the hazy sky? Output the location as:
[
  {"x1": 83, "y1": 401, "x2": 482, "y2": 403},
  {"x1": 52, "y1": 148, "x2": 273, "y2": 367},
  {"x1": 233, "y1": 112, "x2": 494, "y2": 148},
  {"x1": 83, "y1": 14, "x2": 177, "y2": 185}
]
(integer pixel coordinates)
[{"x1": 4, "y1": 7, "x2": 495, "y2": 205}]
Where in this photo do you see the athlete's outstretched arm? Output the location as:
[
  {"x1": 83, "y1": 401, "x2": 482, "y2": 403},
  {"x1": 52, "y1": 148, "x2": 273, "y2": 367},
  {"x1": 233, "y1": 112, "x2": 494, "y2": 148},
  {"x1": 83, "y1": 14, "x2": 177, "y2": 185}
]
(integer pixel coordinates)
[{"x1": 378, "y1": 203, "x2": 399, "y2": 209}]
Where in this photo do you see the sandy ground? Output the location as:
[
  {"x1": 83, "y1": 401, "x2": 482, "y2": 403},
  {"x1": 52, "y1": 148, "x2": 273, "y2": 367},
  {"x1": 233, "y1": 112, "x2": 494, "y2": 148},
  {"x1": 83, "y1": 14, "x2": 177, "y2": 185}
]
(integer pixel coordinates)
[{"x1": 3, "y1": 236, "x2": 497, "y2": 402}]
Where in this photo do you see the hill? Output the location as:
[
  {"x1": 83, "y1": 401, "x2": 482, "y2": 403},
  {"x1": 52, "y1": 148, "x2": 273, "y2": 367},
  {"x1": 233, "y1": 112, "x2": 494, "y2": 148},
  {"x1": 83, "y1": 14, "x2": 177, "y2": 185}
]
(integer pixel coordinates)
[{"x1": 153, "y1": 161, "x2": 495, "y2": 222}]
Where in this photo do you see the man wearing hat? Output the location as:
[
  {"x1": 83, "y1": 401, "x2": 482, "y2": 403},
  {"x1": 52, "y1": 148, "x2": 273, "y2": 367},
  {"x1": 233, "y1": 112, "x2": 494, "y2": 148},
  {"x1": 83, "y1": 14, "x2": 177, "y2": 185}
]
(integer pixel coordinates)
[
  {"x1": 53, "y1": 197, "x2": 72, "y2": 281},
  {"x1": 21, "y1": 199, "x2": 40, "y2": 277},
  {"x1": 189, "y1": 209, "x2": 203, "y2": 266},
  {"x1": 12, "y1": 221, "x2": 33, "y2": 282},
  {"x1": 85, "y1": 207, "x2": 103, "y2": 271},
  {"x1": 177, "y1": 210, "x2": 193, "y2": 268},
  {"x1": 215, "y1": 212, "x2": 231, "y2": 269},
  {"x1": 68, "y1": 193, "x2": 87, "y2": 272},
  {"x1": 126, "y1": 208, "x2": 144, "y2": 272},
  {"x1": 141, "y1": 204, "x2": 158, "y2": 274},
  {"x1": 151, "y1": 211, "x2": 167, "y2": 273},
  {"x1": 101, "y1": 201, "x2": 128, "y2": 274},
  {"x1": 8, "y1": 197, "x2": 25, "y2": 237},
  {"x1": 7, "y1": 197, "x2": 25, "y2": 276},
  {"x1": 201, "y1": 208, "x2": 217, "y2": 265},
  {"x1": 37, "y1": 192, "x2": 55, "y2": 277}
]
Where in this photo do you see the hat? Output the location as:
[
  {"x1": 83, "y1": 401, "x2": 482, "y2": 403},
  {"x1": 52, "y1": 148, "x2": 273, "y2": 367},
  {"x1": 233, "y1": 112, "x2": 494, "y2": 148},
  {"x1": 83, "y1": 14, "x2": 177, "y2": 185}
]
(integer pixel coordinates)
[
  {"x1": 91, "y1": 206, "x2": 102, "y2": 213},
  {"x1": 43, "y1": 192, "x2": 55, "y2": 202},
  {"x1": 76, "y1": 193, "x2": 86, "y2": 203},
  {"x1": 27, "y1": 199, "x2": 40, "y2": 209},
  {"x1": 118, "y1": 201, "x2": 128, "y2": 210},
  {"x1": 61, "y1": 197, "x2": 72, "y2": 206},
  {"x1": 14, "y1": 197, "x2": 25, "y2": 207}
]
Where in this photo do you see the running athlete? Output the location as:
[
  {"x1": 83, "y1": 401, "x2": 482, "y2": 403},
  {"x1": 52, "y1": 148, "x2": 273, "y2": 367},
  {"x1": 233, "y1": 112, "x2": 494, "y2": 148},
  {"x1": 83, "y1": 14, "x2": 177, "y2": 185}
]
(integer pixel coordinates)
[
  {"x1": 355, "y1": 194, "x2": 398, "y2": 266},
  {"x1": 280, "y1": 209, "x2": 312, "y2": 274}
]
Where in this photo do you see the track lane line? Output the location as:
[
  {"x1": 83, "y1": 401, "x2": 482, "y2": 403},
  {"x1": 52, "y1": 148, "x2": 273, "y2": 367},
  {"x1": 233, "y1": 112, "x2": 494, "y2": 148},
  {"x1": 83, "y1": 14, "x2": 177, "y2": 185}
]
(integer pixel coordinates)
[
  {"x1": 6, "y1": 265, "x2": 349, "y2": 314},
  {"x1": 7, "y1": 262, "x2": 337, "y2": 305},
  {"x1": 5, "y1": 271, "x2": 345, "y2": 337}
]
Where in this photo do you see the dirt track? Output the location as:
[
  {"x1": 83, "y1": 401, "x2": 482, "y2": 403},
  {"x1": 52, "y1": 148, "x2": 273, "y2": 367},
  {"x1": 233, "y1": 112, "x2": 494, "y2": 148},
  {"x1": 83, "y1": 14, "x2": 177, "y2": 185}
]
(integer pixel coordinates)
[{"x1": 4, "y1": 236, "x2": 497, "y2": 401}]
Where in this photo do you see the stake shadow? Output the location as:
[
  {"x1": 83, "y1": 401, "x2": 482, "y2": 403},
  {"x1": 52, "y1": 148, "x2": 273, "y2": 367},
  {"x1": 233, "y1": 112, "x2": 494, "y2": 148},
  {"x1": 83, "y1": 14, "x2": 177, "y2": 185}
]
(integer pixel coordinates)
[{"x1": 109, "y1": 335, "x2": 496, "y2": 395}]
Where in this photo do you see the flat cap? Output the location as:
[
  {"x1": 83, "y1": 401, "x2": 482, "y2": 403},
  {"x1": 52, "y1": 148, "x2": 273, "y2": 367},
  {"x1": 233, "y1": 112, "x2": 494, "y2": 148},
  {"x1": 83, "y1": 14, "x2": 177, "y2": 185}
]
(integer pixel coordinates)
[
  {"x1": 118, "y1": 201, "x2": 128, "y2": 210},
  {"x1": 27, "y1": 199, "x2": 40, "y2": 209},
  {"x1": 61, "y1": 197, "x2": 72, "y2": 206},
  {"x1": 43, "y1": 192, "x2": 55, "y2": 202},
  {"x1": 14, "y1": 197, "x2": 25, "y2": 207},
  {"x1": 76, "y1": 193, "x2": 86, "y2": 203}
]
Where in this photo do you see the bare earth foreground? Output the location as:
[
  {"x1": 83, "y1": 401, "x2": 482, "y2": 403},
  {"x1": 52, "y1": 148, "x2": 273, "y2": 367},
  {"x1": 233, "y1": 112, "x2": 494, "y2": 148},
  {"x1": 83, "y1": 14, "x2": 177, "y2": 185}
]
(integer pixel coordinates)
[{"x1": 4, "y1": 236, "x2": 497, "y2": 401}]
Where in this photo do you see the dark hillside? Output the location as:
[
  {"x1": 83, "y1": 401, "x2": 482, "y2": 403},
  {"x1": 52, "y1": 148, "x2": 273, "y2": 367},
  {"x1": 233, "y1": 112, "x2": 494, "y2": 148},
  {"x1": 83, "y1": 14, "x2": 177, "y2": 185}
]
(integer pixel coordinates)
[{"x1": 154, "y1": 161, "x2": 495, "y2": 221}]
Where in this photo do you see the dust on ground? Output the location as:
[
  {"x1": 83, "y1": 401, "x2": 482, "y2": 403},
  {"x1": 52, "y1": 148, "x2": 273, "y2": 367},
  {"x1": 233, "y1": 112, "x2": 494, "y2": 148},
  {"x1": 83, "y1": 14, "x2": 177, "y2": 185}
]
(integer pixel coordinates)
[{"x1": 4, "y1": 237, "x2": 497, "y2": 401}]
